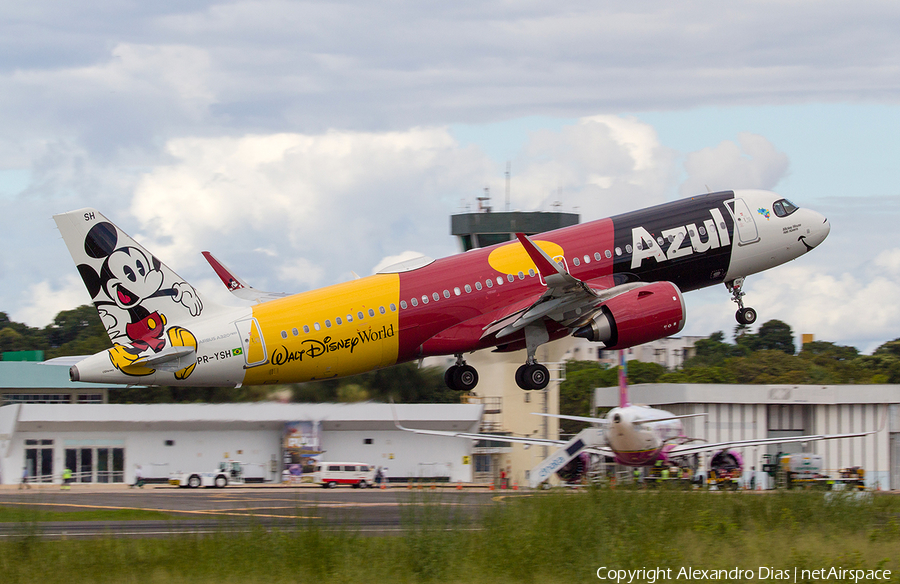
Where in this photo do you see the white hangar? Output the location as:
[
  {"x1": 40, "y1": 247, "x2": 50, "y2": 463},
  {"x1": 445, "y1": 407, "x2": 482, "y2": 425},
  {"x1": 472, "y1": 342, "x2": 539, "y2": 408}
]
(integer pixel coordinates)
[
  {"x1": 0, "y1": 402, "x2": 483, "y2": 486},
  {"x1": 594, "y1": 383, "x2": 900, "y2": 490}
]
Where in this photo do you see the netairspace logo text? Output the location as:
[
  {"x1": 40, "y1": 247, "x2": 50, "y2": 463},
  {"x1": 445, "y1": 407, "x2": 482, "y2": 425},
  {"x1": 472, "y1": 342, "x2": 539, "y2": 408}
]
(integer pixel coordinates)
[{"x1": 596, "y1": 566, "x2": 892, "y2": 583}]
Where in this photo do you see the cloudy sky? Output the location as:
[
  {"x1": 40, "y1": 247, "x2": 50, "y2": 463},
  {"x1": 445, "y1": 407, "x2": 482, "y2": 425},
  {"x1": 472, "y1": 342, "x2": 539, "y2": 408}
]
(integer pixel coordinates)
[{"x1": 2, "y1": 1, "x2": 899, "y2": 353}]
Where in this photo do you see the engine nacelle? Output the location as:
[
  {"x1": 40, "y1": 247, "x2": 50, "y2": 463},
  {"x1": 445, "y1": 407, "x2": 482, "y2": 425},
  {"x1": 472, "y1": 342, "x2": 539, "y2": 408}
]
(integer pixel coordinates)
[{"x1": 573, "y1": 281, "x2": 685, "y2": 349}]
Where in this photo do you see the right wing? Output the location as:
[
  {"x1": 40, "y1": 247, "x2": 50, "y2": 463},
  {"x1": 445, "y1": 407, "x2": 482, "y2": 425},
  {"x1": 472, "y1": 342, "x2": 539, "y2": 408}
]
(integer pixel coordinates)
[
  {"x1": 669, "y1": 430, "x2": 877, "y2": 457},
  {"x1": 201, "y1": 251, "x2": 289, "y2": 303}
]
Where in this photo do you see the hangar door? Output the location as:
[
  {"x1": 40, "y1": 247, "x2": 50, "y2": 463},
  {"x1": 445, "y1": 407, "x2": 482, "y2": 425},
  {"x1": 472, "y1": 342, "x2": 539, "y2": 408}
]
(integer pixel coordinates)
[{"x1": 767, "y1": 404, "x2": 811, "y2": 456}]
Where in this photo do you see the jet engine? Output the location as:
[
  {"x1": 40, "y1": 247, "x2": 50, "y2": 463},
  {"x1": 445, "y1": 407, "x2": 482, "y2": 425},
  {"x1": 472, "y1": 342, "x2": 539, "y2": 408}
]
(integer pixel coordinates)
[
  {"x1": 708, "y1": 449, "x2": 744, "y2": 490},
  {"x1": 573, "y1": 281, "x2": 686, "y2": 349}
]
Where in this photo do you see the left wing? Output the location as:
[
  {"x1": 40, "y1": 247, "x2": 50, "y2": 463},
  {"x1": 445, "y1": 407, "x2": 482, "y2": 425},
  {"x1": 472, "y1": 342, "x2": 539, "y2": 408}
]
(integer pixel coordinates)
[
  {"x1": 669, "y1": 430, "x2": 876, "y2": 457},
  {"x1": 391, "y1": 404, "x2": 612, "y2": 454},
  {"x1": 486, "y1": 233, "x2": 646, "y2": 339}
]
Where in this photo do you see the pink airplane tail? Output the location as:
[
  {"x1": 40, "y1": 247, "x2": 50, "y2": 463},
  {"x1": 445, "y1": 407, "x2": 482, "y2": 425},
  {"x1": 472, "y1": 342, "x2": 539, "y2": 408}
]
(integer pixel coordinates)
[{"x1": 618, "y1": 350, "x2": 630, "y2": 408}]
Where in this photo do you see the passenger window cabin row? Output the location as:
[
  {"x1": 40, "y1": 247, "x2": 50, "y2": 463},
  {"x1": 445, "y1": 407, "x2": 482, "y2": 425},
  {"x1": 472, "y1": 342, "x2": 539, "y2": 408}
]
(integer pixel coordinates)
[{"x1": 280, "y1": 247, "x2": 620, "y2": 339}]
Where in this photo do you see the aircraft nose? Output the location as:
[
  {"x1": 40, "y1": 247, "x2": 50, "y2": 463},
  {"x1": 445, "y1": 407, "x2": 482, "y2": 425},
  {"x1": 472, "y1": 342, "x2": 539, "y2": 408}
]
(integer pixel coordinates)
[{"x1": 800, "y1": 211, "x2": 830, "y2": 251}]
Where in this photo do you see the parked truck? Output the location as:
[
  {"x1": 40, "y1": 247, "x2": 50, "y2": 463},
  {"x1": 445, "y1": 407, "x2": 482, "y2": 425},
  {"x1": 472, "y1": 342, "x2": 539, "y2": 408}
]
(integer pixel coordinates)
[
  {"x1": 169, "y1": 460, "x2": 246, "y2": 488},
  {"x1": 760, "y1": 453, "x2": 864, "y2": 490}
]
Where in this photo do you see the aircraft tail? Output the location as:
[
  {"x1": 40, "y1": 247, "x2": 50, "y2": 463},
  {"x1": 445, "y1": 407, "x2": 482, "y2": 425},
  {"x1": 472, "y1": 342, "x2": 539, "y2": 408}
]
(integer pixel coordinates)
[
  {"x1": 618, "y1": 350, "x2": 630, "y2": 408},
  {"x1": 53, "y1": 208, "x2": 226, "y2": 350}
]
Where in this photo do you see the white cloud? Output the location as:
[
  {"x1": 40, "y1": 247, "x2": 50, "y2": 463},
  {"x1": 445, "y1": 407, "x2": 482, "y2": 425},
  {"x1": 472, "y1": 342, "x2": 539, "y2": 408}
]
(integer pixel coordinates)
[
  {"x1": 14, "y1": 276, "x2": 93, "y2": 330},
  {"x1": 680, "y1": 133, "x2": 790, "y2": 196},
  {"x1": 128, "y1": 127, "x2": 492, "y2": 290},
  {"x1": 276, "y1": 257, "x2": 327, "y2": 290},
  {"x1": 749, "y1": 261, "x2": 900, "y2": 353},
  {"x1": 510, "y1": 115, "x2": 678, "y2": 218}
]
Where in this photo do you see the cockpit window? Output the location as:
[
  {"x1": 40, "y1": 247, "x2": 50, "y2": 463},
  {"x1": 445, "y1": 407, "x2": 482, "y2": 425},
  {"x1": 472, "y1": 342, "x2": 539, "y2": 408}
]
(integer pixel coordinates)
[{"x1": 773, "y1": 199, "x2": 799, "y2": 217}]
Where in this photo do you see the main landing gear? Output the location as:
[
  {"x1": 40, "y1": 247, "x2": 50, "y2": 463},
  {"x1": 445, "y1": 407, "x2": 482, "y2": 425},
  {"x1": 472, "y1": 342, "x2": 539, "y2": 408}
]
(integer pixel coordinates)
[
  {"x1": 516, "y1": 361, "x2": 550, "y2": 391},
  {"x1": 445, "y1": 355, "x2": 479, "y2": 391},
  {"x1": 516, "y1": 322, "x2": 551, "y2": 391},
  {"x1": 727, "y1": 277, "x2": 758, "y2": 325},
  {"x1": 443, "y1": 321, "x2": 554, "y2": 392}
]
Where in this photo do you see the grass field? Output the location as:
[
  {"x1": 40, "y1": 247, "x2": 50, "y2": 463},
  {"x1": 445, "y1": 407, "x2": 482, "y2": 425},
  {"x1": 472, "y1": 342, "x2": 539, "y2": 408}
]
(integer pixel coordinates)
[
  {"x1": 2, "y1": 489, "x2": 899, "y2": 584},
  {"x1": 0, "y1": 506, "x2": 178, "y2": 523}
]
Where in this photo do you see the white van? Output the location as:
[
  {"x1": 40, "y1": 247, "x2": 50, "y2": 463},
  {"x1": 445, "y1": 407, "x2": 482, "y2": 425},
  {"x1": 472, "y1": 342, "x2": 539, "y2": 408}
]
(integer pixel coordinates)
[{"x1": 312, "y1": 462, "x2": 376, "y2": 488}]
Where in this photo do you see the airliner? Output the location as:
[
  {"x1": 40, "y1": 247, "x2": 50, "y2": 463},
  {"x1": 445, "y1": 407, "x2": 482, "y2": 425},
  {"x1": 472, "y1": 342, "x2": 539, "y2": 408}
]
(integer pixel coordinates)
[
  {"x1": 53, "y1": 189, "x2": 829, "y2": 390},
  {"x1": 394, "y1": 353, "x2": 875, "y2": 488}
]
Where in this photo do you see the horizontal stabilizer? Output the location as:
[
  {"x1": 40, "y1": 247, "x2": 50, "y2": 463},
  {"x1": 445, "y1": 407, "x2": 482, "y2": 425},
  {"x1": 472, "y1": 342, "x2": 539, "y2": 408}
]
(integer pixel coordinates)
[
  {"x1": 42, "y1": 356, "x2": 90, "y2": 367},
  {"x1": 132, "y1": 345, "x2": 195, "y2": 368}
]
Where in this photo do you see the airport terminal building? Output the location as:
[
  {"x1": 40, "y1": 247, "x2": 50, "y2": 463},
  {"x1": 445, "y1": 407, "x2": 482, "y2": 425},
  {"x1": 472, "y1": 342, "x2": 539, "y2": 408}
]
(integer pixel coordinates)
[{"x1": 0, "y1": 402, "x2": 483, "y2": 486}]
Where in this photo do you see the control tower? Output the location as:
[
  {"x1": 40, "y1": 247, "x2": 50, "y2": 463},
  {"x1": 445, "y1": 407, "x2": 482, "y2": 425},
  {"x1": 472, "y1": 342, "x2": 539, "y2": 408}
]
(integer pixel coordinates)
[{"x1": 450, "y1": 189, "x2": 579, "y2": 251}]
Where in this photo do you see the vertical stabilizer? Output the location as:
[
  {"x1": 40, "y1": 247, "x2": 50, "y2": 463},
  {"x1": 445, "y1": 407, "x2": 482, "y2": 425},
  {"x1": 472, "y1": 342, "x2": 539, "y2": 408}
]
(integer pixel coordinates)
[
  {"x1": 618, "y1": 350, "x2": 630, "y2": 408},
  {"x1": 53, "y1": 208, "x2": 227, "y2": 381}
]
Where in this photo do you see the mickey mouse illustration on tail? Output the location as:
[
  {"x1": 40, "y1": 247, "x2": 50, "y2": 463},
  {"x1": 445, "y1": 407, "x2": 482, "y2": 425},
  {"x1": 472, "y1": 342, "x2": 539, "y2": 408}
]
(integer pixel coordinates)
[{"x1": 76, "y1": 220, "x2": 201, "y2": 380}]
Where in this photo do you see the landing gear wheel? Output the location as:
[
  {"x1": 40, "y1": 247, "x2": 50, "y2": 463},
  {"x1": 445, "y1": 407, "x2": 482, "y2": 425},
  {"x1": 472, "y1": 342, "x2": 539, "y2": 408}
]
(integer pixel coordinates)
[
  {"x1": 453, "y1": 365, "x2": 479, "y2": 391},
  {"x1": 735, "y1": 307, "x2": 757, "y2": 325},
  {"x1": 526, "y1": 364, "x2": 550, "y2": 390},
  {"x1": 444, "y1": 364, "x2": 479, "y2": 391},
  {"x1": 516, "y1": 363, "x2": 549, "y2": 390}
]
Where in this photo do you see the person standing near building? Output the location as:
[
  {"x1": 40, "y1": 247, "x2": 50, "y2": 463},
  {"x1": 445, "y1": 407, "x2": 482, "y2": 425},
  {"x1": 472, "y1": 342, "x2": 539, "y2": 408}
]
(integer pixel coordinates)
[
  {"x1": 131, "y1": 465, "x2": 144, "y2": 488},
  {"x1": 62, "y1": 467, "x2": 73, "y2": 490},
  {"x1": 19, "y1": 466, "x2": 30, "y2": 490}
]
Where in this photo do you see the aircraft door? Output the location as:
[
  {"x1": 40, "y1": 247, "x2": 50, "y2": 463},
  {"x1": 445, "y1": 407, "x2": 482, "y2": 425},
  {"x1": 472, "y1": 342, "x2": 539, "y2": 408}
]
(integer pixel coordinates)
[
  {"x1": 235, "y1": 318, "x2": 268, "y2": 368},
  {"x1": 725, "y1": 198, "x2": 760, "y2": 245}
]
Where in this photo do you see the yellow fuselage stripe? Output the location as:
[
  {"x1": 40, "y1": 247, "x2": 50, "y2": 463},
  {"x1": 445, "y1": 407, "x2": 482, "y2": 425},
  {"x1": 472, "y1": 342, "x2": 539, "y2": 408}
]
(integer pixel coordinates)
[{"x1": 243, "y1": 274, "x2": 400, "y2": 384}]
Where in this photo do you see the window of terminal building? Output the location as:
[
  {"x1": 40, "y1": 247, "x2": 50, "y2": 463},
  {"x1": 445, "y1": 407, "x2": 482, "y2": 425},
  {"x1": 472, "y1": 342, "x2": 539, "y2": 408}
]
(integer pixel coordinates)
[
  {"x1": 4, "y1": 393, "x2": 71, "y2": 405},
  {"x1": 64, "y1": 444, "x2": 125, "y2": 484},
  {"x1": 24, "y1": 439, "x2": 54, "y2": 484}
]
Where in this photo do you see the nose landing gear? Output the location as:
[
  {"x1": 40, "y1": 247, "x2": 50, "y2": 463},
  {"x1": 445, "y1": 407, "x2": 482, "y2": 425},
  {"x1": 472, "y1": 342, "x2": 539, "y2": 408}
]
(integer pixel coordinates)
[{"x1": 727, "y1": 278, "x2": 757, "y2": 325}]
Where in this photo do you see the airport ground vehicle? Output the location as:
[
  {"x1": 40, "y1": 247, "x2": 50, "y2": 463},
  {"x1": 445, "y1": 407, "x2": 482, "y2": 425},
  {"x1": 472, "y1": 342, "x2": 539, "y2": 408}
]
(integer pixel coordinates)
[
  {"x1": 169, "y1": 460, "x2": 246, "y2": 488},
  {"x1": 760, "y1": 453, "x2": 866, "y2": 490},
  {"x1": 312, "y1": 462, "x2": 376, "y2": 488}
]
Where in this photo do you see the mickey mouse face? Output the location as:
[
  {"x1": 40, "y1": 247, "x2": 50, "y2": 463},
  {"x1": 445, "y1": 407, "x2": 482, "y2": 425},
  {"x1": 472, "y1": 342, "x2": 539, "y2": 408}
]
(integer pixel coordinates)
[{"x1": 102, "y1": 247, "x2": 164, "y2": 309}]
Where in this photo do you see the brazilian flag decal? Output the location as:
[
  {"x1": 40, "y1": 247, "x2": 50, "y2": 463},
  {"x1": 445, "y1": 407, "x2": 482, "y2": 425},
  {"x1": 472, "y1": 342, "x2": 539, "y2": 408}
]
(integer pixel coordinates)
[{"x1": 233, "y1": 348, "x2": 243, "y2": 356}]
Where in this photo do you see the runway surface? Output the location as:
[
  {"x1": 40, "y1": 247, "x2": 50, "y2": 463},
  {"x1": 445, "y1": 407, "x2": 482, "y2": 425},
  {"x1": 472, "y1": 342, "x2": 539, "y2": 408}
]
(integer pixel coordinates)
[{"x1": 0, "y1": 484, "x2": 520, "y2": 539}]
